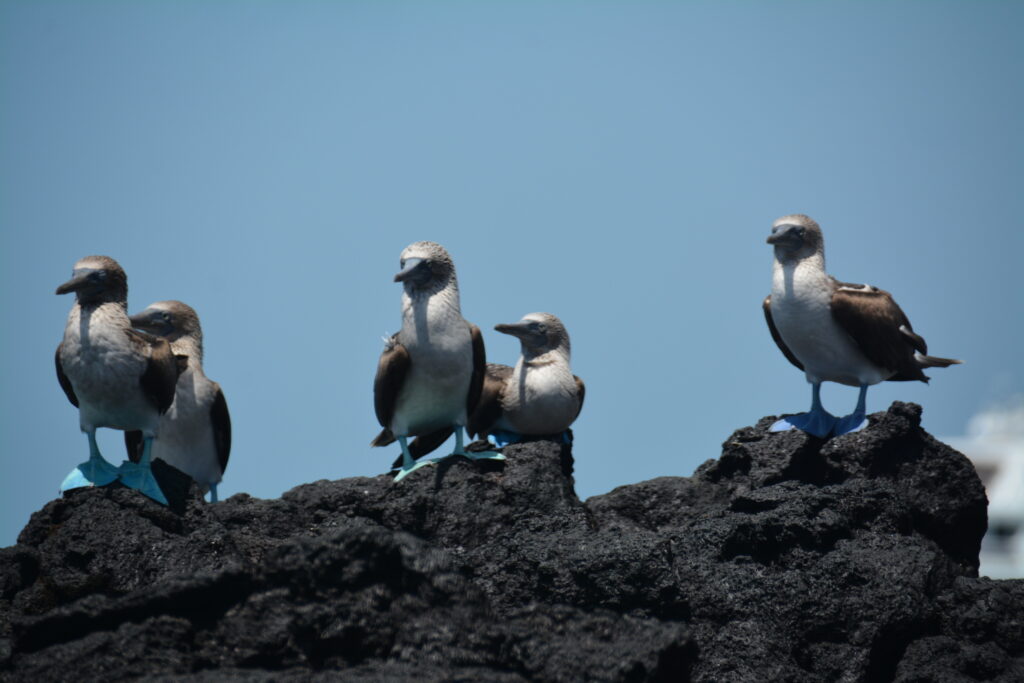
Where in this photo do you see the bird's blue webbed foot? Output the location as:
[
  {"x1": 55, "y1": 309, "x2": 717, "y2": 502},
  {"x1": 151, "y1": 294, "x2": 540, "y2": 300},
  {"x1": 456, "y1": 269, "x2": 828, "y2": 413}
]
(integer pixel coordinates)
[
  {"x1": 448, "y1": 427, "x2": 504, "y2": 462},
  {"x1": 393, "y1": 458, "x2": 437, "y2": 482},
  {"x1": 832, "y1": 386, "x2": 869, "y2": 436},
  {"x1": 391, "y1": 436, "x2": 437, "y2": 482},
  {"x1": 60, "y1": 456, "x2": 120, "y2": 491},
  {"x1": 488, "y1": 429, "x2": 521, "y2": 448},
  {"x1": 770, "y1": 410, "x2": 837, "y2": 438},
  {"x1": 61, "y1": 432, "x2": 120, "y2": 492},
  {"x1": 118, "y1": 461, "x2": 169, "y2": 504},
  {"x1": 832, "y1": 411, "x2": 867, "y2": 436},
  {"x1": 770, "y1": 382, "x2": 837, "y2": 438},
  {"x1": 827, "y1": 385, "x2": 868, "y2": 438},
  {"x1": 117, "y1": 436, "x2": 168, "y2": 505}
]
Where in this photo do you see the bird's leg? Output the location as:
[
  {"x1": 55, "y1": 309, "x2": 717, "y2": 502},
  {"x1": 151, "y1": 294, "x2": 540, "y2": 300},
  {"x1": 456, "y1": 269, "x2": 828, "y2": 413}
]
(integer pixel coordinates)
[
  {"x1": 208, "y1": 484, "x2": 219, "y2": 503},
  {"x1": 833, "y1": 385, "x2": 869, "y2": 436},
  {"x1": 393, "y1": 435, "x2": 436, "y2": 481},
  {"x1": 60, "y1": 430, "x2": 120, "y2": 491},
  {"x1": 117, "y1": 436, "x2": 169, "y2": 505},
  {"x1": 770, "y1": 382, "x2": 837, "y2": 438},
  {"x1": 453, "y1": 426, "x2": 504, "y2": 461}
]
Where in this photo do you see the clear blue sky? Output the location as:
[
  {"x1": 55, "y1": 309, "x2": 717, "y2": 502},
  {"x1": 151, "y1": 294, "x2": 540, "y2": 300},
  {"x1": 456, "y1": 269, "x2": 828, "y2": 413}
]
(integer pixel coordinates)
[{"x1": 2, "y1": 2, "x2": 1022, "y2": 547}]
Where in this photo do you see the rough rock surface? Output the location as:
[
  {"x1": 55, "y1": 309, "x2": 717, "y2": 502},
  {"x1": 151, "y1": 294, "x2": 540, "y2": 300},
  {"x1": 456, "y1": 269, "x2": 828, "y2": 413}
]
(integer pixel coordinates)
[{"x1": 1, "y1": 402, "x2": 1022, "y2": 681}]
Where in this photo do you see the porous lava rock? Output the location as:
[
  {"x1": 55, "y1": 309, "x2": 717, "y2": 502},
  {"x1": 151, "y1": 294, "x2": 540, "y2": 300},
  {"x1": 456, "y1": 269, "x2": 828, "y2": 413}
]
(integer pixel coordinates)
[{"x1": 1, "y1": 402, "x2": 1022, "y2": 681}]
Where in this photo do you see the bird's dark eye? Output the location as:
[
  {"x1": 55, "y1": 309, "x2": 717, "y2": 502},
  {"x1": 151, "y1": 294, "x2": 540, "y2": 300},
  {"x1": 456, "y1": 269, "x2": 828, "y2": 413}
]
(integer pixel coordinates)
[{"x1": 161, "y1": 312, "x2": 171, "y2": 323}]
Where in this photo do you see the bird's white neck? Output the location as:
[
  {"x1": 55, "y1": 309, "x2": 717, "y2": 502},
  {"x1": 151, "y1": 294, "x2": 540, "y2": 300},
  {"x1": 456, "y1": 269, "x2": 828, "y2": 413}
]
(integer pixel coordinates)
[
  {"x1": 772, "y1": 252, "x2": 828, "y2": 300},
  {"x1": 400, "y1": 282, "x2": 464, "y2": 344},
  {"x1": 520, "y1": 345, "x2": 571, "y2": 368}
]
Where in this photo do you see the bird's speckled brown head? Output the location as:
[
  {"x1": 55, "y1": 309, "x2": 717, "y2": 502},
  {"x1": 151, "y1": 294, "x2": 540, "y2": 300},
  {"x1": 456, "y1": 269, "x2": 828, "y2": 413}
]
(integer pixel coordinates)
[
  {"x1": 767, "y1": 214, "x2": 824, "y2": 262},
  {"x1": 495, "y1": 312, "x2": 571, "y2": 356},
  {"x1": 55, "y1": 255, "x2": 128, "y2": 305},
  {"x1": 130, "y1": 300, "x2": 203, "y2": 343},
  {"x1": 394, "y1": 241, "x2": 458, "y2": 293}
]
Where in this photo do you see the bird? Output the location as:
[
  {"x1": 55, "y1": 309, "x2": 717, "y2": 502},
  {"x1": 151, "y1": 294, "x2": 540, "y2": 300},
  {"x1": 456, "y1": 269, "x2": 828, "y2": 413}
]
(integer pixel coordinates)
[
  {"x1": 55, "y1": 256, "x2": 183, "y2": 504},
  {"x1": 371, "y1": 241, "x2": 503, "y2": 481},
  {"x1": 124, "y1": 301, "x2": 231, "y2": 502},
  {"x1": 763, "y1": 214, "x2": 961, "y2": 438},
  {"x1": 468, "y1": 313, "x2": 585, "y2": 446}
]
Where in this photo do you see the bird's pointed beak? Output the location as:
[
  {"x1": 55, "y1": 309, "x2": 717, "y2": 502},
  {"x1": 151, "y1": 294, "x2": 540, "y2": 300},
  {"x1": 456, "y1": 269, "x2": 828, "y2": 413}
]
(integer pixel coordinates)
[
  {"x1": 128, "y1": 310, "x2": 155, "y2": 330},
  {"x1": 394, "y1": 258, "x2": 425, "y2": 283},
  {"x1": 495, "y1": 321, "x2": 531, "y2": 339},
  {"x1": 55, "y1": 271, "x2": 91, "y2": 295},
  {"x1": 767, "y1": 224, "x2": 797, "y2": 246}
]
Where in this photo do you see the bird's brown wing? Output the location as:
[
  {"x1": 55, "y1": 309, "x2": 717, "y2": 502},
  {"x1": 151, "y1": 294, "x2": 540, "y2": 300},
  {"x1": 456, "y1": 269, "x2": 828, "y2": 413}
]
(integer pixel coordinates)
[
  {"x1": 829, "y1": 283, "x2": 927, "y2": 382},
  {"x1": 210, "y1": 384, "x2": 232, "y2": 474},
  {"x1": 371, "y1": 334, "x2": 409, "y2": 446},
  {"x1": 468, "y1": 363, "x2": 513, "y2": 438}
]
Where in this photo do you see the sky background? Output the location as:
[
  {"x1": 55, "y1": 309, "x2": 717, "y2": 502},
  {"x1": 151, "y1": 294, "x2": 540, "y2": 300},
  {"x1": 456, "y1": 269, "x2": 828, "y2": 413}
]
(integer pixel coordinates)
[{"x1": 2, "y1": 1, "x2": 1022, "y2": 549}]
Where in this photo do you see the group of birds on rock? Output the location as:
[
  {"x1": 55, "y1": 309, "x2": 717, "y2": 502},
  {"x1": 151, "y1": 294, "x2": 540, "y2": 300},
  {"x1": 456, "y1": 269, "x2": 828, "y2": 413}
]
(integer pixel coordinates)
[
  {"x1": 53, "y1": 215, "x2": 959, "y2": 505},
  {"x1": 369, "y1": 241, "x2": 585, "y2": 480},
  {"x1": 55, "y1": 256, "x2": 230, "y2": 504}
]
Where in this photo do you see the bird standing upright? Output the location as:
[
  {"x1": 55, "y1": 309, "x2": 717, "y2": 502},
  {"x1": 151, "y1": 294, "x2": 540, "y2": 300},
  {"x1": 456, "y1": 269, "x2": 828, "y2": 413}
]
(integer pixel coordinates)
[
  {"x1": 371, "y1": 241, "x2": 502, "y2": 481},
  {"x1": 55, "y1": 256, "x2": 182, "y2": 504},
  {"x1": 125, "y1": 301, "x2": 231, "y2": 502},
  {"x1": 469, "y1": 312, "x2": 585, "y2": 446},
  {"x1": 763, "y1": 214, "x2": 961, "y2": 438}
]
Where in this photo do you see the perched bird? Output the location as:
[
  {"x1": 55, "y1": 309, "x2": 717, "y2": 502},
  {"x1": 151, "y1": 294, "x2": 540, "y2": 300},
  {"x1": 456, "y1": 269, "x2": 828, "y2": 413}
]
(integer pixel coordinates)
[
  {"x1": 371, "y1": 241, "x2": 502, "y2": 480},
  {"x1": 124, "y1": 301, "x2": 231, "y2": 502},
  {"x1": 55, "y1": 256, "x2": 182, "y2": 504},
  {"x1": 469, "y1": 313, "x2": 585, "y2": 446},
  {"x1": 763, "y1": 214, "x2": 961, "y2": 437}
]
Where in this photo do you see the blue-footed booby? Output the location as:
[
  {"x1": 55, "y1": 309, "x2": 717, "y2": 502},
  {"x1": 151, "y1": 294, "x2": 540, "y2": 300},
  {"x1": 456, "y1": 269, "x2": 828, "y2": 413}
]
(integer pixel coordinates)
[
  {"x1": 469, "y1": 313, "x2": 585, "y2": 446},
  {"x1": 371, "y1": 241, "x2": 502, "y2": 481},
  {"x1": 763, "y1": 214, "x2": 961, "y2": 437},
  {"x1": 124, "y1": 301, "x2": 231, "y2": 502},
  {"x1": 55, "y1": 256, "x2": 183, "y2": 504}
]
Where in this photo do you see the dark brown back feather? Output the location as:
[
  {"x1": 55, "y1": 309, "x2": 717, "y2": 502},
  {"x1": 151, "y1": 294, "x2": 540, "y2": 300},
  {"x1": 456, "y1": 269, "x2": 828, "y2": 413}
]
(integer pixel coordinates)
[
  {"x1": 763, "y1": 296, "x2": 805, "y2": 371},
  {"x1": 373, "y1": 334, "x2": 410, "y2": 435},
  {"x1": 55, "y1": 343, "x2": 79, "y2": 407},
  {"x1": 128, "y1": 329, "x2": 183, "y2": 414},
  {"x1": 574, "y1": 375, "x2": 586, "y2": 421},
  {"x1": 467, "y1": 324, "x2": 486, "y2": 413},
  {"x1": 468, "y1": 363, "x2": 513, "y2": 438},
  {"x1": 829, "y1": 285, "x2": 928, "y2": 382},
  {"x1": 210, "y1": 385, "x2": 231, "y2": 474}
]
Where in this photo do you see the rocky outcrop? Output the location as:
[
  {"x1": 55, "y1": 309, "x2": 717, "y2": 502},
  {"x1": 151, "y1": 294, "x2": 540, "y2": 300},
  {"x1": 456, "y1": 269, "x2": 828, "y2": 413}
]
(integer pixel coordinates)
[{"x1": 1, "y1": 402, "x2": 1022, "y2": 681}]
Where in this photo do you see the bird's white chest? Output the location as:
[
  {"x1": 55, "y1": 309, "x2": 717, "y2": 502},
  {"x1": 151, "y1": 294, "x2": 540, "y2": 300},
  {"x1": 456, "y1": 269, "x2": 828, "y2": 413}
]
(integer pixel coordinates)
[
  {"x1": 392, "y1": 294, "x2": 473, "y2": 434},
  {"x1": 60, "y1": 305, "x2": 157, "y2": 430},
  {"x1": 771, "y1": 262, "x2": 883, "y2": 386},
  {"x1": 499, "y1": 359, "x2": 579, "y2": 434}
]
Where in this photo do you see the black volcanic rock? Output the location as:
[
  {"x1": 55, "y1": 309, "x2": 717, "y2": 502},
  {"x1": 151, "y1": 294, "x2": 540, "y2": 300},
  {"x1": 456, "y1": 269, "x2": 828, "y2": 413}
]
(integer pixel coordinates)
[{"x1": 2, "y1": 402, "x2": 1022, "y2": 681}]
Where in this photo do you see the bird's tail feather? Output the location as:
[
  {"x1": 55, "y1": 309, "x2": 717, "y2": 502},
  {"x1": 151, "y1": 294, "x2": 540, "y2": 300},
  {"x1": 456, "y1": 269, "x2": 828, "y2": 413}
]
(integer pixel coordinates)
[
  {"x1": 370, "y1": 429, "x2": 395, "y2": 448},
  {"x1": 914, "y1": 352, "x2": 963, "y2": 368}
]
